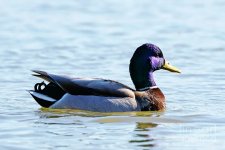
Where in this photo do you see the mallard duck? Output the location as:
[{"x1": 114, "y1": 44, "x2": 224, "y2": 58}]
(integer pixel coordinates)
[{"x1": 29, "y1": 43, "x2": 181, "y2": 112}]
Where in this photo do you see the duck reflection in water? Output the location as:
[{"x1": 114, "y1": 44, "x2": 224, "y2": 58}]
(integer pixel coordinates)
[{"x1": 129, "y1": 122, "x2": 158, "y2": 148}]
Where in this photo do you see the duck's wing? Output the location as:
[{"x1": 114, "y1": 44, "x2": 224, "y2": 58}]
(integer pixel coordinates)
[{"x1": 32, "y1": 70, "x2": 135, "y2": 98}]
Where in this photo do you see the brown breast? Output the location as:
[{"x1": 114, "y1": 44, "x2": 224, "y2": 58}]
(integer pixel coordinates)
[{"x1": 135, "y1": 88, "x2": 166, "y2": 111}]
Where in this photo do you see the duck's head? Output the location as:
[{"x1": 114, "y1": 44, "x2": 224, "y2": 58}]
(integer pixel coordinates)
[{"x1": 129, "y1": 43, "x2": 181, "y2": 91}]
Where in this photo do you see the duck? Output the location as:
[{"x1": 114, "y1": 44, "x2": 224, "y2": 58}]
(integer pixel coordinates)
[{"x1": 29, "y1": 43, "x2": 181, "y2": 112}]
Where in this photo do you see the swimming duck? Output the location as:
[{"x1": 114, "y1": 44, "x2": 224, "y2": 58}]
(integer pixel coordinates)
[{"x1": 29, "y1": 43, "x2": 181, "y2": 112}]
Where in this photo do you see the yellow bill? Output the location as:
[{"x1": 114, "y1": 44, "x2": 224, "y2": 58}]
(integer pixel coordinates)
[{"x1": 162, "y1": 60, "x2": 181, "y2": 73}]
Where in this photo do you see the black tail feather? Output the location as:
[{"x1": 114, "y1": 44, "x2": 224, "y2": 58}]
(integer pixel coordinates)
[
  {"x1": 31, "y1": 70, "x2": 54, "y2": 83},
  {"x1": 29, "y1": 80, "x2": 66, "y2": 107},
  {"x1": 29, "y1": 91, "x2": 56, "y2": 108},
  {"x1": 38, "y1": 82, "x2": 66, "y2": 100}
]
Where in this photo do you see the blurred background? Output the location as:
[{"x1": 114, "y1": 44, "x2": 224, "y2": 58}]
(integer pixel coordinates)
[{"x1": 0, "y1": 0, "x2": 225, "y2": 149}]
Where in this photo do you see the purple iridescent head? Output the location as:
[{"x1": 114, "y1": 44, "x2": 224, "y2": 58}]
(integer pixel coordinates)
[{"x1": 129, "y1": 43, "x2": 181, "y2": 90}]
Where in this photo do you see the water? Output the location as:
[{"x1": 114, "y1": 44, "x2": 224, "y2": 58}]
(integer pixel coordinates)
[{"x1": 0, "y1": 0, "x2": 225, "y2": 149}]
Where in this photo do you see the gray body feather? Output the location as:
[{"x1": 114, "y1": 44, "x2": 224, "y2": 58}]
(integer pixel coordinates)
[{"x1": 50, "y1": 94, "x2": 141, "y2": 112}]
